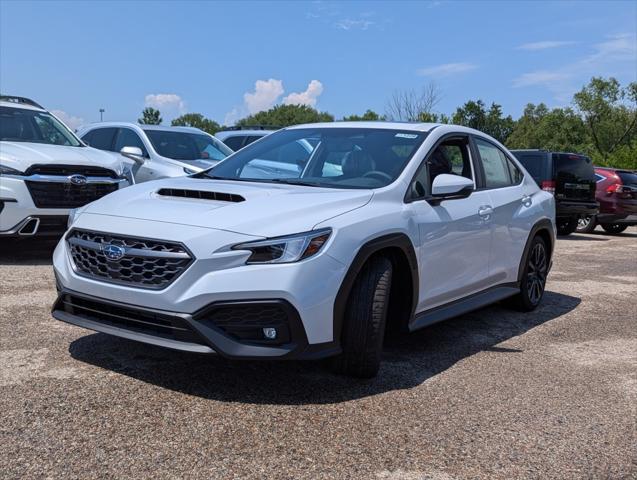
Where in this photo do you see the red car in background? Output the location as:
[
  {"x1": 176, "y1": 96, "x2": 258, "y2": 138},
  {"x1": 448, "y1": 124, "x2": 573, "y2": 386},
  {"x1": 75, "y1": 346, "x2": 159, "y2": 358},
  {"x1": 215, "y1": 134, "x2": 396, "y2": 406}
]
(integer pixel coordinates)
[{"x1": 577, "y1": 167, "x2": 637, "y2": 234}]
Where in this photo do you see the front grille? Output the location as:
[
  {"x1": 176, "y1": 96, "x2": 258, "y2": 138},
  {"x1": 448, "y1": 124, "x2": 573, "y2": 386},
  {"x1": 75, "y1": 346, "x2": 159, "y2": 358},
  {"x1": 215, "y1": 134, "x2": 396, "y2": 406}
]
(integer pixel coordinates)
[
  {"x1": 26, "y1": 164, "x2": 117, "y2": 177},
  {"x1": 67, "y1": 229, "x2": 194, "y2": 289},
  {"x1": 26, "y1": 181, "x2": 118, "y2": 208},
  {"x1": 200, "y1": 303, "x2": 291, "y2": 344},
  {"x1": 56, "y1": 293, "x2": 205, "y2": 345}
]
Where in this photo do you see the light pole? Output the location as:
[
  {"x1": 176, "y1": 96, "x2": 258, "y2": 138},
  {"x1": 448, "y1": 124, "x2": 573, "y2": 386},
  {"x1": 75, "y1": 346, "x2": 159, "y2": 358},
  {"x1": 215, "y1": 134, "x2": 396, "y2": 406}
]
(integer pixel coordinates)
[{"x1": 99, "y1": 108, "x2": 105, "y2": 122}]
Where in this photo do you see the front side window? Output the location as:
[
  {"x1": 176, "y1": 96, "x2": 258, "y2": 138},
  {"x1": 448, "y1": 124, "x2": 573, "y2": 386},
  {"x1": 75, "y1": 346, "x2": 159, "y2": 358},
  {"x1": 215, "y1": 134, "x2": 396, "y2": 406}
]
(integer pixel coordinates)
[
  {"x1": 475, "y1": 138, "x2": 513, "y2": 188},
  {"x1": 115, "y1": 128, "x2": 148, "y2": 156},
  {"x1": 144, "y1": 129, "x2": 232, "y2": 162},
  {"x1": 205, "y1": 128, "x2": 427, "y2": 189},
  {"x1": 0, "y1": 106, "x2": 82, "y2": 147}
]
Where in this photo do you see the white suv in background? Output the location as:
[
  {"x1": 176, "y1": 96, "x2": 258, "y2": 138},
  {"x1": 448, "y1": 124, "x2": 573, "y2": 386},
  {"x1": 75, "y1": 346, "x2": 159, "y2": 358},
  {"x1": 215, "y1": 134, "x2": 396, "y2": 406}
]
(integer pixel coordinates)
[
  {"x1": 0, "y1": 96, "x2": 129, "y2": 238},
  {"x1": 215, "y1": 127, "x2": 276, "y2": 150},
  {"x1": 53, "y1": 122, "x2": 555, "y2": 377},
  {"x1": 77, "y1": 123, "x2": 233, "y2": 183}
]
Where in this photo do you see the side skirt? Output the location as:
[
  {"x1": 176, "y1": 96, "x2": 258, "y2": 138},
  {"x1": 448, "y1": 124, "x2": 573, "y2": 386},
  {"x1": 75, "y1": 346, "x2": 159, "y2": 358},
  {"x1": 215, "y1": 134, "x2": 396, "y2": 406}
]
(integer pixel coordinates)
[{"x1": 409, "y1": 284, "x2": 520, "y2": 332}]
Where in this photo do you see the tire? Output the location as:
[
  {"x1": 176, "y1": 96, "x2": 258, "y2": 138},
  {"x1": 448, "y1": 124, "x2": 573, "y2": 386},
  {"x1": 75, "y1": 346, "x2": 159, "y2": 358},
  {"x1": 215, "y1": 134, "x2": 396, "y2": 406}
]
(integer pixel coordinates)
[
  {"x1": 575, "y1": 215, "x2": 597, "y2": 233},
  {"x1": 331, "y1": 256, "x2": 392, "y2": 378},
  {"x1": 557, "y1": 218, "x2": 577, "y2": 236},
  {"x1": 600, "y1": 223, "x2": 628, "y2": 234},
  {"x1": 506, "y1": 236, "x2": 549, "y2": 312}
]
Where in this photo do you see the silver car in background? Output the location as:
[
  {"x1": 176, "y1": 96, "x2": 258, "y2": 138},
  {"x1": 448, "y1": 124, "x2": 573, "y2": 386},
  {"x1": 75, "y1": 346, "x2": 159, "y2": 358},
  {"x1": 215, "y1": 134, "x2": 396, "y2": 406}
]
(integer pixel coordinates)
[{"x1": 77, "y1": 123, "x2": 233, "y2": 183}]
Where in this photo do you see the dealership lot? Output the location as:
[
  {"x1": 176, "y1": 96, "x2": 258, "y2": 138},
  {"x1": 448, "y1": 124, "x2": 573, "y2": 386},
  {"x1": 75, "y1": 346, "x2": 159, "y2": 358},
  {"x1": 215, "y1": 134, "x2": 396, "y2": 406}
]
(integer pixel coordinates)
[{"x1": 1, "y1": 230, "x2": 635, "y2": 479}]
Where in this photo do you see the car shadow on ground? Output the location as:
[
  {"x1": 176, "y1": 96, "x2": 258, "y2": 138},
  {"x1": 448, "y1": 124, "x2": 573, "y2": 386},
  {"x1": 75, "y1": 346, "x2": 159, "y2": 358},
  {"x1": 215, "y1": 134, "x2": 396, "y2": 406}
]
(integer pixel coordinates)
[
  {"x1": 68, "y1": 290, "x2": 581, "y2": 405},
  {"x1": 0, "y1": 239, "x2": 58, "y2": 265},
  {"x1": 558, "y1": 234, "x2": 609, "y2": 241}
]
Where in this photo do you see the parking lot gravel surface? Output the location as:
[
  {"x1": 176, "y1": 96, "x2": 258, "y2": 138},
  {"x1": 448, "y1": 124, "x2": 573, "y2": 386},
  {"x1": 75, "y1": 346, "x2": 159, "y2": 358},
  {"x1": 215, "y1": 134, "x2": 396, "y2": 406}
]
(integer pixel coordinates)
[{"x1": 1, "y1": 228, "x2": 636, "y2": 479}]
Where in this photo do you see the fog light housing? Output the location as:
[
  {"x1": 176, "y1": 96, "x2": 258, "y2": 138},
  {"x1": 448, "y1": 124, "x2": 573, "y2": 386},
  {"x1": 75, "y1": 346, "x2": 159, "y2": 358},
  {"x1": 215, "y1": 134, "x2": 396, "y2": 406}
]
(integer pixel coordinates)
[{"x1": 262, "y1": 327, "x2": 277, "y2": 340}]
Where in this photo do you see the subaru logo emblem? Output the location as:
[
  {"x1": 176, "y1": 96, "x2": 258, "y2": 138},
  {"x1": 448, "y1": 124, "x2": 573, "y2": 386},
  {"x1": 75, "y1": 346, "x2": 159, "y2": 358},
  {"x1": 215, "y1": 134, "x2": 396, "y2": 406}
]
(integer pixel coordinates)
[
  {"x1": 68, "y1": 174, "x2": 88, "y2": 185},
  {"x1": 102, "y1": 244, "x2": 126, "y2": 261}
]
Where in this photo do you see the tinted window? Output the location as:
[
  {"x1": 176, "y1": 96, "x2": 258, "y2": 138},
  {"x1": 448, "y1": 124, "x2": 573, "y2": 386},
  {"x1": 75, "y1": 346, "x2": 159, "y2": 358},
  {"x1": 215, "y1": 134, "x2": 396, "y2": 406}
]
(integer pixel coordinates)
[
  {"x1": 552, "y1": 154, "x2": 596, "y2": 182},
  {"x1": 617, "y1": 171, "x2": 637, "y2": 186},
  {"x1": 514, "y1": 153, "x2": 544, "y2": 184},
  {"x1": 144, "y1": 129, "x2": 232, "y2": 162},
  {"x1": 475, "y1": 138, "x2": 512, "y2": 188},
  {"x1": 114, "y1": 128, "x2": 147, "y2": 156},
  {"x1": 207, "y1": 128, "x2": 427, "y2": 189},
  {"x1": 223, "y1": 136, "x2": 245, "y2": 151},
  {"x1": 83, "y1": 127, "x2": 117, "y2": 150},
  {"x1": 0, "y1": 106, "x2": 81, "y2": 147},
  {"x1": 244, "y1": 135, "x2": 264, "y2": 146}
]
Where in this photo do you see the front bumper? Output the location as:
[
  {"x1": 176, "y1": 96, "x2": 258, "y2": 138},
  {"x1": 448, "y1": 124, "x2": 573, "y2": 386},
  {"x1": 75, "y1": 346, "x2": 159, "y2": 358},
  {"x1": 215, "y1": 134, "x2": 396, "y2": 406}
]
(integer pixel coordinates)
[{"x1": 52, "y1": 214, "x2": 348, "y2": 357}]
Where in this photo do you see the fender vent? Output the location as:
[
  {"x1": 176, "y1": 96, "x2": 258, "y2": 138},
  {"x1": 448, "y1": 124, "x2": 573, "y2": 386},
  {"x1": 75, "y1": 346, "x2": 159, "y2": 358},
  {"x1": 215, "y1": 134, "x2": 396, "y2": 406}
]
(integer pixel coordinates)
[{"x1": 157, "y1": 188, "x2": 245, "y2": 203}]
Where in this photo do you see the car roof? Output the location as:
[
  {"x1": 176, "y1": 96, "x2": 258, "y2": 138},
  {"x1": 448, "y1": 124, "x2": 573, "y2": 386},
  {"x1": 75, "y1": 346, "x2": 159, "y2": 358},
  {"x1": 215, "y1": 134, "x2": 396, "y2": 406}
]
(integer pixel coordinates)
[
  {"x1": 285, "y1": 121, "x2": 440, "y2": 132},
  {"x1": 215, "y1": 130, "x2": 273, "y2": 138},
  {"x1": 80, "y1": 122, "x2": 208, "y2": 135},
  {"x1": 0, "y1": 100, "x2": 46, "y2": 112}
]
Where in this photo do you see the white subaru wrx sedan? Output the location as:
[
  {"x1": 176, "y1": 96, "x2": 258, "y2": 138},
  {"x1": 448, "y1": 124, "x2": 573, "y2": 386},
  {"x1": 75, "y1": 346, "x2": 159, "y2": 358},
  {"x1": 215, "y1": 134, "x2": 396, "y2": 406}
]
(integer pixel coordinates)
[{"x1": 52, "y1": 122, "x2": 555, "y2": 377}]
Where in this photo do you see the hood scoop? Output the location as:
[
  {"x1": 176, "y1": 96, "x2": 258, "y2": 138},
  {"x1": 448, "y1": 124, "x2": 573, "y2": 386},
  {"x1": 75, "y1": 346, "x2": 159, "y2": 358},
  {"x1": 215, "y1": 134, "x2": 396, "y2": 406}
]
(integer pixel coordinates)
[{"x1": 156, "y1": 188, "x2": 245, "y2": 203}]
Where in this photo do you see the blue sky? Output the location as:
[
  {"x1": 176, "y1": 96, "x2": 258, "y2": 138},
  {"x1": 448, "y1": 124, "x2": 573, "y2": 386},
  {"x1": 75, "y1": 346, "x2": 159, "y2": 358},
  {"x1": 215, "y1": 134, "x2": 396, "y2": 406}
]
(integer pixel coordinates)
[{"x1": 1, "y1": 0, "x2": 635, "y2": 129}]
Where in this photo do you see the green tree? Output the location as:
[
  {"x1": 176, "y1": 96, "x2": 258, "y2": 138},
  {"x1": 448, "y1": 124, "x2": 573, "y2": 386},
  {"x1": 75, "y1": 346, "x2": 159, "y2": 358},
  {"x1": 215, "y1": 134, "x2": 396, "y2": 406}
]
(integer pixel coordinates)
[
  {"x1": 506, "y1": 103, "x2": 588, "y2": 152},
  {"x1": 343, "y1": 109, "x2": 386, "y2": 121},
  {"x1": 171, "y1": 113, "x2": 221, "y2": 135},
  {"x1": 138, "y1": 107, "x2": 162, "y2": 125},
  {"x1": 237, "y1": 104, "x2": 334, "y2": 127},
  {"x1": 452, "y1": 100, "x2": 515, "y2": 143},
  {"x1": 573, "y1": 76, "x2": 637, "y2": 167}
]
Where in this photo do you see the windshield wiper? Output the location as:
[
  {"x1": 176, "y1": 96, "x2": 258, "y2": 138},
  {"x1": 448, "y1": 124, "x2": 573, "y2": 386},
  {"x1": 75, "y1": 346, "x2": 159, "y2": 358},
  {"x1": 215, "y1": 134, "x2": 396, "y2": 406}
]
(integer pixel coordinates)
[{"x1": 268, "y1": 178, "x2": 322, "y2": 187}]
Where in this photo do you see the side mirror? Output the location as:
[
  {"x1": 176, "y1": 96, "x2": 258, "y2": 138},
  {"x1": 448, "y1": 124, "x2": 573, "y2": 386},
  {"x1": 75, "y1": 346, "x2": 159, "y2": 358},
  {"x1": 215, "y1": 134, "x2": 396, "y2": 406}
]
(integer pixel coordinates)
[
  {"x1": 431, "y1": 174, "x2": 474, "y2": 200},
  {"x1": 120, "y1": 146, "x2": 145, "y2": 165}
]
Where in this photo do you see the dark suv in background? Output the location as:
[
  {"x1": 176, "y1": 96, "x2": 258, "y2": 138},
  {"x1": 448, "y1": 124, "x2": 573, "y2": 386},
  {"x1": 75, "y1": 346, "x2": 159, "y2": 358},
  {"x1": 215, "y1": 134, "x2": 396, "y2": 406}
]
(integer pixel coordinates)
[
  {"x1": 511, "y1": 150, "x2": 598, "y2": 235},
  {"x1": 576, "y1": 167, "x2": 637, "y2": 234}
]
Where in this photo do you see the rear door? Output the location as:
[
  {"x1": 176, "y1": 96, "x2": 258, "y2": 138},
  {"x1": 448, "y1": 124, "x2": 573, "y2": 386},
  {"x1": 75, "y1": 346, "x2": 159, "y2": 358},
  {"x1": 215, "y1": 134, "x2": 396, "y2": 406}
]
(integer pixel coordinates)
[{"x1": 552, "y1": 153, "x2": 596, "y2": 202}]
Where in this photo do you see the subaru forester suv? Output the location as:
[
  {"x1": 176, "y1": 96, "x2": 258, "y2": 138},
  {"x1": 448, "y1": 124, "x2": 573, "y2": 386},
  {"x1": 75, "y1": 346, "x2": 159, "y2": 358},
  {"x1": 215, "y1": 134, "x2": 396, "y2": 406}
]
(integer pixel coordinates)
[
  {"x1": 0, "y1": 96, "x2": 129, "y2": 238},
  {"x1": 52, "y1": 122, "x2": 555, "y2": 377}
]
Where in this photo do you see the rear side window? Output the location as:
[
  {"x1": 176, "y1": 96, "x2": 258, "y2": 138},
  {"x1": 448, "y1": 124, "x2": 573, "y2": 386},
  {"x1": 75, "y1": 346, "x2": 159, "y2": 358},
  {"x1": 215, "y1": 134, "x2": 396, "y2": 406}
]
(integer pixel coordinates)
[
  {"x1": 223, "y1": 136, "x2": 245, "y2": 151},
  {"x1": 83, "y1": 127, "x2": 116, "y2": 151},
  {"x1": 514, "y1": 153, "x2": 544, "y2": 185},
  {"x1": 475, "y1": 138, "x2": 512, "y2": 188}
]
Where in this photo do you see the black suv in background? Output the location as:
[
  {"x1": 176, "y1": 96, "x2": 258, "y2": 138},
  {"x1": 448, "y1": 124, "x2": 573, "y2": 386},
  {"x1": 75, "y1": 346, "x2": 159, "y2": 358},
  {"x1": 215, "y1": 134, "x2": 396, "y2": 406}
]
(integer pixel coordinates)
[{"x1": 511, "y1": 150, "x2": 598, "y2": 235}]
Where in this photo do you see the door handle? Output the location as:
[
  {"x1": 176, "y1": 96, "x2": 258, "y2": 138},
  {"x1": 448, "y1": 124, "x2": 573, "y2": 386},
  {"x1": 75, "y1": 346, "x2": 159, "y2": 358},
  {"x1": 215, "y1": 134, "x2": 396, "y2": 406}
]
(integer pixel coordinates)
[
  {"x1": 478, "y1": 205, "x2": 493, "y2": 220},
  {"x1": 521, "y1": 195, "x2": 532, "y2": 207}
]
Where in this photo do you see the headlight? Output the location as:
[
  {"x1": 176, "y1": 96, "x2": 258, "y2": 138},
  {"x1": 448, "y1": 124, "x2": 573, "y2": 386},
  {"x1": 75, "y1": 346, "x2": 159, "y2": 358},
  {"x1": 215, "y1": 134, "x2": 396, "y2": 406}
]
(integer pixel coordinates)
[
  {"x1": 0, "y1": 164, "x2": 24, "y2": 175},
  {"x1": 232, "y1": 228, "x2": 332, "y2": 264}
]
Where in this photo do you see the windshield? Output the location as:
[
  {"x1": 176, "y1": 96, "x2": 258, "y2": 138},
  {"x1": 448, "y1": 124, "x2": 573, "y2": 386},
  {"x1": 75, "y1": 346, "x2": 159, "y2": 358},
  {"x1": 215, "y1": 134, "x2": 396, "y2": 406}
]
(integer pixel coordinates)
[
  {"x1": 203, "y1": 127, "x2": 427, "y2": 189},
  {"x1": 0, "y1": 106, "x2": 82, "y2": 147},
  {"x1": 143, "y1": 129, "x2": 232, "y2": 162}
]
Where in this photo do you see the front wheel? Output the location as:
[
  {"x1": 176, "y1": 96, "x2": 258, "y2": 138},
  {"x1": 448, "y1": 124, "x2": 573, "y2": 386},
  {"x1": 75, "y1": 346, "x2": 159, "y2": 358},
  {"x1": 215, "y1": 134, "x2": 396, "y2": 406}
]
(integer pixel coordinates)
[
  {"x1": 600, "y1": 223, "x2": 628, "y2": 234},
  {"x1": 576, "y1": 215, "x2": 597, "y2": 233},
  {"x1": 506, "y1": 236, "x2": 549, "y2": 311},
  {"x1": 331, "y1": 256, "x2": 392, "y2": 378}
]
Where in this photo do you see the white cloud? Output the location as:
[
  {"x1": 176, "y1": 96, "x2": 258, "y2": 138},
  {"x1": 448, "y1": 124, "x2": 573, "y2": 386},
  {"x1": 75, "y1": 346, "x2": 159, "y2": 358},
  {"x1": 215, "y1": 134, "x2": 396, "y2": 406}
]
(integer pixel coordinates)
[
  {"x1": 283, "y1": 80, "x2": 324, "y2": 107},
  {"x1": 51, "y1": 110, "x2": 85, "y2": 130},
  {"x1": 243, "y1": 79, "x2": 284, "y2": 114},
  {"x1": 517, "y1": 40, "x2": 577, "y2": 51},
  {"x1": 512, "y1": 71, "x2": 571, "y2": 88},
  {"x1": 417, "y1": 62, "x2": 478, "y2": 77},
  {"x1": 144, "y1": 93, "x2": 186, "y2": 114},
  {"x1": 335, "y1": 18, "x2": 375, "y2": 30}
]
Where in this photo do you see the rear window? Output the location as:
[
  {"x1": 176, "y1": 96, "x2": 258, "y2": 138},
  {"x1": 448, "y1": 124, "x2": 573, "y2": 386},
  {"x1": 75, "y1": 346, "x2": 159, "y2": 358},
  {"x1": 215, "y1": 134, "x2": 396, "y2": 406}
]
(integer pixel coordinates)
[
  {"x1": 552, "y1": 153, "x2": 596, "y2": 181},
  {"x1": 617, "y1": 171, "x2": 637, "y2": 186}
]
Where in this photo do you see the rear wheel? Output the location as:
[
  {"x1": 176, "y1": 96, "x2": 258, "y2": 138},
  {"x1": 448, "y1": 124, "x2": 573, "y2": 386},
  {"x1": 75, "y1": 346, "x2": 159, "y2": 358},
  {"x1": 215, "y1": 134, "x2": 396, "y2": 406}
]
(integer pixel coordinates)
[
  {"x1": 557, "y1": 217, "x2": 577, "y2": 236},
  {"x1": 600, "y1": 223, "x2": 628, "y2": 234},
  {"x1": 576, "y1": 215, "x2": 597, "y2": 233},
  {"x1": 506, "y1": 236, "x2": 548, "y2": 311},
  {"x1": 331, "y1": 256, "x2": 392, "y2": 378}
]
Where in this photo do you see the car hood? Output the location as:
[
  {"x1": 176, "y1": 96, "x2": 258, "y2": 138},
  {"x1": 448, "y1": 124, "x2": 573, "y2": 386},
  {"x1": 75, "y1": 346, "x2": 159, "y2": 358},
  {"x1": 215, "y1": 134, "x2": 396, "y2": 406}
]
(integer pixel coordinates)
[
  {"x1": 81, "y1": 176, "x2": 373, "y2": 237},
  {"x1": 0, "y1": 142, "x2": 124, "y2": 174}
]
